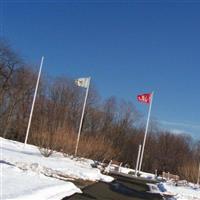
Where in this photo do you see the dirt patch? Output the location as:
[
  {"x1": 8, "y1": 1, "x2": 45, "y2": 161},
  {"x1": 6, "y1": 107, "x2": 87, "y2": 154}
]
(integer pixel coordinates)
[{"x1": 71, "y1": 179, "x2": 95, "y2": 189}]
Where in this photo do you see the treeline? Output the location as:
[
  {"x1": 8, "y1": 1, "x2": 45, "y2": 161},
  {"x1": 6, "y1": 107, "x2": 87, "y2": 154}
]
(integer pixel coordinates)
[{"x1": 0, "y1": 40, "x2": 199, "y2": 182}]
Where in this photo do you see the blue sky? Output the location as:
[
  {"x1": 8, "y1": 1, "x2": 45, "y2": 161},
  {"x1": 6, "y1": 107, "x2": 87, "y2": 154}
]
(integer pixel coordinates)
[{"x1": 1, "y1": 1, "x2": 200, "y2": 139}]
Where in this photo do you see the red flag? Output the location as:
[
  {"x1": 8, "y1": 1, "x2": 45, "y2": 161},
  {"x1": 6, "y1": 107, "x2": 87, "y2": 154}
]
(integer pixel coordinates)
[{"x1": 137, "y1": 93, "x2": 152, "y2": 104}]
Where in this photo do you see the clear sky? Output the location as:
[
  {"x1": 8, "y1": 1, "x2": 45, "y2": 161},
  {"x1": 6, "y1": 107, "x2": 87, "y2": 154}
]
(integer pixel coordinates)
[{"x1": 1, "y1": 1, "x2": 200, "y2": 139}]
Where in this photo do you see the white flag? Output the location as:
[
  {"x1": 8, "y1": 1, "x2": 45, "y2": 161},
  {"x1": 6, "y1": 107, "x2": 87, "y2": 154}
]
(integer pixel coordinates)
[{"x1": 75, "y1": 77, "x2": 90, "y2": 88}]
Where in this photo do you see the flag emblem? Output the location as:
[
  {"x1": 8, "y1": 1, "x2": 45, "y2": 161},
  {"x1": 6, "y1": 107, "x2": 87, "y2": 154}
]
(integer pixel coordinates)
[
  {"x1": 75, "y1": 77, "x2": 90, "y2": 88},
  {"x1": 137, "y1": 93, "x2": 152, "y2": 104}
]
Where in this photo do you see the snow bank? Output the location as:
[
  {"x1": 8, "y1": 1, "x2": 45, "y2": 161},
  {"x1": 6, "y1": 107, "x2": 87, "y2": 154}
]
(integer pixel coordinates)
[
  {"x1": 1, "y1": 137, "x2": 113, "y2": 182},
  {"x1": 1, "y1": 137, "x2": 113, "y2": 200},
  {"x1": 2, "y1": 164, "x2": 81, "y2": 200}
]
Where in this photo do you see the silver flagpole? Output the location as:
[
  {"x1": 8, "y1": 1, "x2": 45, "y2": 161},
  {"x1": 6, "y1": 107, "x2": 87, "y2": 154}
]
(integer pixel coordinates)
[
  {"x1": 24, "y1": 56, "x2": 44, "y2": 145},
  {"x1": 138, "y1": 91, "x2": 154, "y2": 172},
  {"x1": 135, "y1": 144, "x2": 142, "y2": 176},
  {"x1": 75, "y1": 77, "x2": 91, "y2": 156}
]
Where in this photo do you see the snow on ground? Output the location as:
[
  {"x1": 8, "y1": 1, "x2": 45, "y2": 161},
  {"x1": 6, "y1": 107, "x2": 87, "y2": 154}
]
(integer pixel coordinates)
[
  {"x1": 1, "y1": 163, "x2": 81, "y2": 200},
  {"x1": 1, "y1": 137, "x2": 200, "y2": 200},
  {"x1": 164, "y1": 182, "x2": 200, "y2": 200},
  {"x1": 111, "y1": 165, "x2": 200, "y2": 200},
  {"x1": 140, "y1": 171, "x2": 200, "y2": 200},
  {"x1": 1, "y1": 137, "x2": 113, "y2": 182},
  {"x1": 0, "y1": 137, "x2": 113, "y2": 200}
]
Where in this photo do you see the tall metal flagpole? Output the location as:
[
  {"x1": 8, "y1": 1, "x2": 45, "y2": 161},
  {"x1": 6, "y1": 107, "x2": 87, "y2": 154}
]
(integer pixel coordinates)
[
  {"x1": 75, "y1": 77, "x2": 91, "y2": 156},
  {"x1": 138, "y1": 91, "x2": 154, "y2": 172},
  {"x1": 24, "y1": 56, "x2": 44, "y2": 145}
]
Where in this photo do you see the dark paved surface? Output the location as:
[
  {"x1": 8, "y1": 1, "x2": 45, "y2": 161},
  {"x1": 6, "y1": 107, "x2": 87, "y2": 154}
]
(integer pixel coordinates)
[{"x1": 63, "y1": 177, "x2": 164, "y2": 200}]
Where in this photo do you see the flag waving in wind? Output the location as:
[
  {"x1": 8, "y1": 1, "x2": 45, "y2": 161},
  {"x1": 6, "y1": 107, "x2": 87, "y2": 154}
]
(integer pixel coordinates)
[
  {"x1": 75, "y1": 77, "x2": 90, "y2": 88},
  {"x1": 137, "y1": 93, "x2": 152, "y2": 104}
]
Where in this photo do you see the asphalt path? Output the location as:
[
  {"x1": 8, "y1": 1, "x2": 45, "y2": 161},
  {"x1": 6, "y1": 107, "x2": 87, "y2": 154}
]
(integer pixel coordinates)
[{"x1": 63, "y1": 176, "x2": 164, "y2": 200}]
